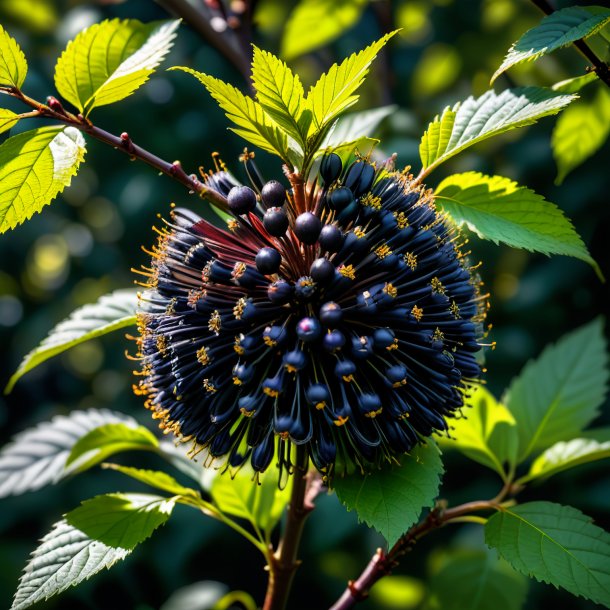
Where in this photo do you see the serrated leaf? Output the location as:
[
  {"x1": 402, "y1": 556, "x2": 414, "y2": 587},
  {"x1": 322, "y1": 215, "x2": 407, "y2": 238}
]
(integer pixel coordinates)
[
  {"x1": 552, "y1": 72, "x2": 598, "y2": 94},
  {"x1": 419, "y1": 88, "x2": 575, "y2": 176},
  {"x1": 430, "y1": 550, "x2": 528, "y2": 610},
  {"x1": 0, "y1": 126, "x2": 86, "y2": 233},
  {"x1": 485, "y1": 501, "x2": 610, "y2": 607},
  {"x1": 65, "y1": 423, "x2": 159, "y2": 474},
  {"x1": 251, "y1": 46, "x2": 307, "y2": 148},
  {"x1": 492, "y1": 6, "x2": 610, "y2": 84},
  {"x1": 0, "y1": 23, "x2": 27, "y2": 88},
  {"x1": 504, "y1": 318, "x2": 609, "y2": 462},
  {"x1": 54, "y1": 19, "x2": 179, "y2": 115},
  {"x1": 305, "y1": 31, "x2": 397, "y2": 135},
  {"x1": 520, "y1": 437, "x2": 610, "y2": 483},
  {"x1": 11, "y1": 519, "x2": 131, "y2": 610},
  {"x1": 102, "y1": 464, "x2": 200, "y2": 499},
  {"x1": 0, "y1": 108, "x2": 19, "y2": 134},
  {"x1": 552, "y1": 87, "x2": 610, "y2": 184},
  {"x1": 435, "y1": 172, "x2": 599, "y2": 275},
  {"x1": 437, "y1": 386, "x2": 517, "y2": 480},
  {"x1": 320, "y1": 105, "x2": 396, "y2": 149},
  {"x1": 211, "y1": 466, "x2": 290, "y2": 534},
  {"x1": 66, "y1": 493, "x2": 174, "y2": 550},
  {"x1": 281, "y1": 0, "x2": 369, "y2": 60},
  {"x1": 0, "y1": 409, "x2": 138, "y2": 498},
  {"x1": 6, "y1": 289, "x2": 137, "y2": 393},
  {"x1": 171, "y1": 67, "x2": 289, "y2": 162},
  {"x1": 334, "y1": 443, "x2": 443, "y2": 547}
]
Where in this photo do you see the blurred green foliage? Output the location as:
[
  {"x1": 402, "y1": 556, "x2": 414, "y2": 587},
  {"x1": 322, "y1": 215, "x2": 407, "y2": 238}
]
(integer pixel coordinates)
[{"x1": 0, "y1": 1, "x2": 608, "y2": 609}]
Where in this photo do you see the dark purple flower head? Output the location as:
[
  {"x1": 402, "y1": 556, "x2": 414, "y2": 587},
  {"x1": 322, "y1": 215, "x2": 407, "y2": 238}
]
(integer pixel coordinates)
[{"x1": 134, "y1": 154, "x2": 487, "y2": 479}]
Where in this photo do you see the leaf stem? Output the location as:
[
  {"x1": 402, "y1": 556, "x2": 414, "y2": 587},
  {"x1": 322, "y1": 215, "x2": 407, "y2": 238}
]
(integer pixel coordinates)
[
  {"x1": 0, "y1": 87, "x2": 228, "y2": 210},
  {"x1": 328, "y1": 498, "x2": 504, "y2": 610},
  {"x1": 530, "y1": 0, "x2": 610, "y2": 88},
  {"x1": 262, "y1": 448, "x2": 319, "y2": 610}
]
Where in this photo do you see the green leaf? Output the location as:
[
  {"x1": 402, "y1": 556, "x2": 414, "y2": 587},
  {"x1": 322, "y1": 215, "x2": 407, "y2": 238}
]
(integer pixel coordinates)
[
  {"x1": 281, "y1": 0, "x2": 369, "y2": 60},
  {"x1": 430, "y1": 550, "x2": 528, "y2": 610},
  {"x1": 251, "y1": 46, "x2": 307, "y2": 147},
  {"x1": 492, "y1": 6, "x2": 610, "y2": 84},
  {"x1": 211, "y1": 466, "x2": 290, "y2": 534},
  {"x1": 65, "y1": 423, "x2": 159, "y2": 474},
  {"x1": 504, "y1": 318, "x2": 608, "y2": 462},
  {"x1": 485, "y1": 501, "x2": 610, "y2": 607},
  {"x1": 419, "y1": 87, "x2": 575, "y2": 176},
  {"x1": 520, "y1": 437, "x2": 610, "y2": 483},
  {"x1": 102, "y1": 464, "x2": 200, "y2": 499},
  {"x1": 438, "y1": 386, "x2": 517, "y2": 480},
  {"x1": 334, "y1": 443, "x2": 443, "y2": 547},
  {"x1": 552, "y1": 87, "x2": 610, "y2": 184},
  {"x1": 435, "y1": 172, "x2": 600, "y2": 276},
  {"x1": 320, "y1": 105, "x2": 396, "y2": 149},
  {"x1": 305, "y1": 31, "x2": 398, "y2": 135},
  {"x1": 11, "y1": 519, "x2": 131, "y2": 610},
  {"x1": 0, "y1": 409, "x2": 138, "y2": 498},
  {"x1": 6, "y1": 289, "x2": 137, "y2": 393},
  {"x1": 66, "y1": 493, "x2": 175, "y2": 549},
  {"x1": 0, "y1": 108, "x2": 19, "y2": 134},
  {"x1": 0, "y1": 23, "x2": 27, "y2": 88},
  {"x1": 552, "y1": 72, "x2": 598, "y2": 94},
  {"x1": 171, "y1": 67, "x2": 289, "y2": 162},
  {"x1": 54, "y1": 19, "x2": 179, "y2": 115},
  {"x1": 0, "y1": 126, "x2": 86, "y2": 234}
]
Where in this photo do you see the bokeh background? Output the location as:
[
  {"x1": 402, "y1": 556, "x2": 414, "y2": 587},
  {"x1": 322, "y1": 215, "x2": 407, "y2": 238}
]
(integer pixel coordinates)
[{"x1": 0, "y1": 0, "x2": 608, "y2": 609}]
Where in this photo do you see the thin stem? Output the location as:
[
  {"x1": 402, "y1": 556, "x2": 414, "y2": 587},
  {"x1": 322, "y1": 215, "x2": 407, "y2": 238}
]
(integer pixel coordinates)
[
  {"x1": 262, "y1": 448, "x2": 317, "y2": 610},
  {"x1": 154, "y1": 0, "x2": 252, "y2": 85},
  {"x1": 530, "y1": 0, "x2": 610, "y2": 88},
  {"x1": 328, "y1": 498, "x2": 504, "y2": 610},
  {"x1": 1, "y1": 88, "x2": 228, "y2": 209}
]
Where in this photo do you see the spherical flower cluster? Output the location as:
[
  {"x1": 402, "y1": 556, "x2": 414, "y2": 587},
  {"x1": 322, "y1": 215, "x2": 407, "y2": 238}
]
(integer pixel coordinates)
[{"x1": 134, "y1": 152, "x2": 487, "y2": 477}]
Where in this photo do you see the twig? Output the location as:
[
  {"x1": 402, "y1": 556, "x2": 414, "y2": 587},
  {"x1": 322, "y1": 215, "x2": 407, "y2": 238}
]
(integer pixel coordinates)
[
  {"x1": 155, "y1": 0, "x2": 252, "y2": 85},
  {"x1": 0, "y1": 88, "x2": 228, "y2": 209},
  {"x1": 262, "y1": 449, "x2": 320, "y2": 610},
  {"x1": 530, "y1": 0, "x2": 610, "y2": 88},
  {"x1": 328, "y1": 499, "x2": 504, "y2": 610}
]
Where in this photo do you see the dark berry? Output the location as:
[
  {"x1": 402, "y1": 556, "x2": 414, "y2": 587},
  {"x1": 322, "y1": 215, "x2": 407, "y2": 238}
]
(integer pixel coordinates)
[
  {"x1": 296, "y1": 317, "x2": 322, "y2": 342},
  {"x1": 261, "y1": 180, "x2": 286, "y2": 207},
  {"x1": 328, "y1": 187, "x2": 353, "y2": 211},
  {"x1": 310, "y1": 258, "x2": 335, "y2": 284},
  {"x1": 228, "y1": 185, "x2": 257, "y2": 215},
  {"x1": 263, "y1": 207, "x2": 289, "y2": 236},
  {"x1": 319, "y1": 224, "x2": 343, "y2": 252},
  {"x1": 319, "y1": 302, "x2": 343, "y2": 326},
  {"x1": 255, "y1": 247, "x2": 281, "y2": 274},
  {"x1": 320, "y1": 153, "x2": 342, "y2": 185},
  {"x1": 344, "y1": 161, "x2": 376, "y2": 197},
  {"x1": 267, "y1": 279, "x2": 292, "y2": 303},
  {"x1": 294, "y1": 212, "x2": 322, "y2": 245},
  {"x1": 323, "y1": 329, "x2": 345, "y2": 352}
]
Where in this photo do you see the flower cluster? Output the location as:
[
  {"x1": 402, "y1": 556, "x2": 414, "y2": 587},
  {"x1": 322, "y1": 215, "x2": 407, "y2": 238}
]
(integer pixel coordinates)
[{"x1": 134, "y1": 152, "x2": 487, "y2": 477}]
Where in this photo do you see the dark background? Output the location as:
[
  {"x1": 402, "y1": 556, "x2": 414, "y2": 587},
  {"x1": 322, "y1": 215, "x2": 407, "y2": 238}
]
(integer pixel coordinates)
[{"x1": 0, "y1": 0, "x2": 608, "y2": 609}]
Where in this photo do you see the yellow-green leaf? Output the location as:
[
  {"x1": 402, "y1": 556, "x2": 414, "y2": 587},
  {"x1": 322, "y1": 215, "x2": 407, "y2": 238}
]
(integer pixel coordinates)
[
  {"x1": 0, "y1": 108, "x2": 19, "y2": 134},
  {"x1": 492, "y1": 6, "x2": 610, "y2": 84},
  {"x1": 171, "y1": 67, "x2": 289, "y2": 162},
  {"x1": 251, "y1": 46, "x2": 307, "y2": 147},
  {"x1": 520, "y1": 437, "x2": 610, "y2": 483},
  {"x1": 438, "y1": 386, "x2": 517, "y2": 480},
  {"x1": 419, "y1": 88, "x2": 575, "y2": 176},
  {"x1": 305, "y1": 31, "x2": 397, "y2": 135},
  {"x1": 0, "y1": 126, "x2": 86, "y2": 233},
  {"x1": 552, "y1": 87, "x2": 610, "y2": 184},
  {"x1": 435, "y1": 172, "x2": 600, "y2": 276},
  {"x1": 281, "y1": 0, "x2": 369, "y2": 61},
  {"x1": 54, "y1": 18, "x2": 179, "y2": 115},
  {"x1": 0, "y1": 23, "x2": 27, "y2": 88}
]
